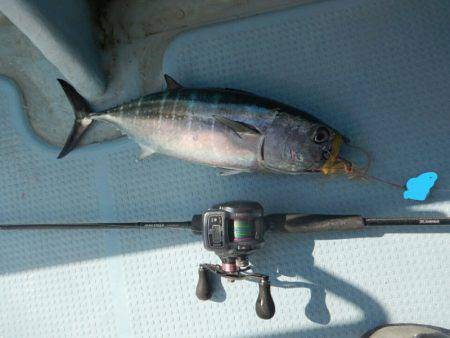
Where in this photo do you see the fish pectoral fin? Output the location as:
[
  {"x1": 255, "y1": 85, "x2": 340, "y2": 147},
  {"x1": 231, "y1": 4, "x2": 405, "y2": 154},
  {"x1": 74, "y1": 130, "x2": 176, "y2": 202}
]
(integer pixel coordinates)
[
  {"x1": 164, "y1": 74, "x2": 183, "y2": 90},
  {"x1": 138, "y1": 144, "x2": 156, "y2": 160},
  {"x1": 213, "y1": 115, "x2": 261, "y2": 138},
  {"x1": 218, "y1": 168, "x2": 251, "y2": 176}
]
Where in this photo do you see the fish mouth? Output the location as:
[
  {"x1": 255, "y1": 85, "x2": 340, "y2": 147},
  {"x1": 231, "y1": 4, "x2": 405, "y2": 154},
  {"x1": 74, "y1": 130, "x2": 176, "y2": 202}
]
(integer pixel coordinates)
[{"x1": 321, "y1": 135, "x2": 352, "y2": 175}]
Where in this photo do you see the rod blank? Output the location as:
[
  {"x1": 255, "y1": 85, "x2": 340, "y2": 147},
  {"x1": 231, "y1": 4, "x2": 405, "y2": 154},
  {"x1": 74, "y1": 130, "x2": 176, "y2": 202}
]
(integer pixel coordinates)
[
  {"x1": 0, "y1": 222, "x2": 192, "y2": 230},
  {"x1": 364, "y1": 218, "x2": 450, "y2": 226}
]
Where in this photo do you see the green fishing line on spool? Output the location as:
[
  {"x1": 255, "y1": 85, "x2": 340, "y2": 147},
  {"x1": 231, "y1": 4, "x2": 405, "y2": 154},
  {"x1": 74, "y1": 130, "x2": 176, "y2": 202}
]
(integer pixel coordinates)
[{"x1": 233, "y1": 219, "x2": 255, "y2": 242}]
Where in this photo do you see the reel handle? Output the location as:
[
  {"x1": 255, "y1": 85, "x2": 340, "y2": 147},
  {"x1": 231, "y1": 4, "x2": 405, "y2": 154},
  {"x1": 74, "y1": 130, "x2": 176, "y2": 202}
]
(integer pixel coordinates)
[
  {"x1": 255, "y1": 277, "x2": 275, "y2": 319},
  {"x1": 195, "y1": 266, "x2": 212, "y2": 300},
  {"x1": 265, "y1": 214, "x2": 364, "y2": 233}
]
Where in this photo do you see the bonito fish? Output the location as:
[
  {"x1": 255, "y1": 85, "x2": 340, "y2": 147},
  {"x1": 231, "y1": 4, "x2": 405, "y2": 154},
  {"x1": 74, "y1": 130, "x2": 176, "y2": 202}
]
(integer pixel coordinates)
[{"x1": 57, "y1": 75, "x2": 351, "y2": 175}]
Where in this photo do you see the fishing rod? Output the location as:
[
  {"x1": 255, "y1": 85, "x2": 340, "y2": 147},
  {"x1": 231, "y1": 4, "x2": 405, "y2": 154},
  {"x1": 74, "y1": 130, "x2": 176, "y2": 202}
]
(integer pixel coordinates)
[{"x1": 1, "y1": 201, "x2": 449, "y2": 319}]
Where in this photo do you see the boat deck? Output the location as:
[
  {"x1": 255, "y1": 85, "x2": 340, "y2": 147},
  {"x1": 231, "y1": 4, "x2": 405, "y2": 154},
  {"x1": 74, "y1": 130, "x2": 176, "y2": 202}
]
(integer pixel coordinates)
[{"x1": 0, "y1": 0, "x2": 449, "y2": 337}]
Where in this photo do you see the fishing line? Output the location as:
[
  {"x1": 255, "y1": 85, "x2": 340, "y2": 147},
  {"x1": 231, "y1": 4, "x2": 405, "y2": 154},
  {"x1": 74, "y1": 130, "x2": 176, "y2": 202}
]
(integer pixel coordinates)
[
  {"x1": 330, "y1": 166, "x2": 405, "y2": 190},
  {"x1": 358, "y1": 173, "x2": 404, "y2": 190},
  {"x1": 344, "y1": 143, "x2": 372, "y2": 175},
  {"x1": 332, "y1": 166, "x2": 450, "y2": 193},
  {"x1": 335, "y1": 144, "x2": 450, "y2": 193}
]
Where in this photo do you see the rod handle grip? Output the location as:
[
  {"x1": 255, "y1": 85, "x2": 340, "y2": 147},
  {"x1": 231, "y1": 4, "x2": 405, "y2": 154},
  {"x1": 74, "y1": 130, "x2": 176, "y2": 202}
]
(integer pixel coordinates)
[{"x1": 266, "y1": 214, "x2": 364, "y2": 233}]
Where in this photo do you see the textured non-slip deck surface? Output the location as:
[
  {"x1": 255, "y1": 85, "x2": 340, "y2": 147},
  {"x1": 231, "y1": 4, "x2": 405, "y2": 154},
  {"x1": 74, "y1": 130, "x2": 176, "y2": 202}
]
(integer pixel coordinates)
[{"x1": 0, "y1": 0, "x2": 449, "y2": 337}]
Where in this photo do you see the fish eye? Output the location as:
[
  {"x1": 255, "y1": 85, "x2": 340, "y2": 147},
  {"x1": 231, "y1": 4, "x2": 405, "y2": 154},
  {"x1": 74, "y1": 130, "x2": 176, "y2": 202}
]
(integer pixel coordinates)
[{"x1": 313, "y1": 127, "x2": 330, "y2": 144}]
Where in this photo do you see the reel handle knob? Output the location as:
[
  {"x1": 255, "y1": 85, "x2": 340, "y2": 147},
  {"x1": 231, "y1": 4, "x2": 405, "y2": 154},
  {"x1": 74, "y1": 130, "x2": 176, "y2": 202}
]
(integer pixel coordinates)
[
  {"x1": 196, "y1": 265, "x2": 212, "y2": 300},
  {"x1": 255, "y1": 277, "x2": 275, "y2": 319}
]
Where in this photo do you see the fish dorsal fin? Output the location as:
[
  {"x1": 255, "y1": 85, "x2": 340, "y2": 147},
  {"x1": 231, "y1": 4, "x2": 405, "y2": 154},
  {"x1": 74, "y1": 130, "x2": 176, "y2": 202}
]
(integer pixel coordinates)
[
  {"x1": 164, "y1": 74, "x2": 183, "y2": 90},
  {"x1": 213, "y1": 115, "x2": 260, "y2": 138}
]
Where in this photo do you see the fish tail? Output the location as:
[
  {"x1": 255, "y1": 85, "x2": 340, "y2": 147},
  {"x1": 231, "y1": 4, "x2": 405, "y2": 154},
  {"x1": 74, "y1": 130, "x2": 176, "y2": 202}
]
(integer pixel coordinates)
[{"x1": 57, "y1": 79, "x2": 94, "y2": 159}]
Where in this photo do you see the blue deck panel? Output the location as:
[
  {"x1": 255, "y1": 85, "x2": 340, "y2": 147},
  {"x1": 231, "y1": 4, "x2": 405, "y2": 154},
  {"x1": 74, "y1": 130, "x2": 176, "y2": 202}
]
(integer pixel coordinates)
[{"x1": 0, "y1": 0, "x2": 449, "y2": 337}]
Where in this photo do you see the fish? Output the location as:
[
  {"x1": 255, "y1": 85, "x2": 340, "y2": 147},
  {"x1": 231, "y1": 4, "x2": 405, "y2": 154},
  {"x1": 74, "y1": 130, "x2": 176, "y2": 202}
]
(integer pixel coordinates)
[{"x1": 57, "y1": 75, "x2": 351, "y2": 175}]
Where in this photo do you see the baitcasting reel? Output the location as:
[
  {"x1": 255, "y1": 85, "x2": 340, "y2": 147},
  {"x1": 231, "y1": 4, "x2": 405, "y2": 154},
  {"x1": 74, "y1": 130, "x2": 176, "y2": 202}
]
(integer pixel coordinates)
[
  {"x1": 191, "y1": 201, "x2": 274, "y2": 319},
  {"x1": 2, "y1": 201, "x2": 449, "y2": 320}
]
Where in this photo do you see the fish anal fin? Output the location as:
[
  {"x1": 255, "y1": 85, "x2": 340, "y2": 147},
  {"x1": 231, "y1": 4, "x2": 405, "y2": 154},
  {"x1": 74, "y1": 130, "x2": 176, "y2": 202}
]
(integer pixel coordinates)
[
  {"x1": 218, "y1": 168, "x2": 248, "y2": 176},
  {"x1": 138, "y1": 144, "x2": 156, "y2": 160},
  {"x1": 164, "y1": 74, "x2": 183, "y2": 90},
  {"x1": 213, "y1": 115, "x2": 260, "y2": 138}
]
